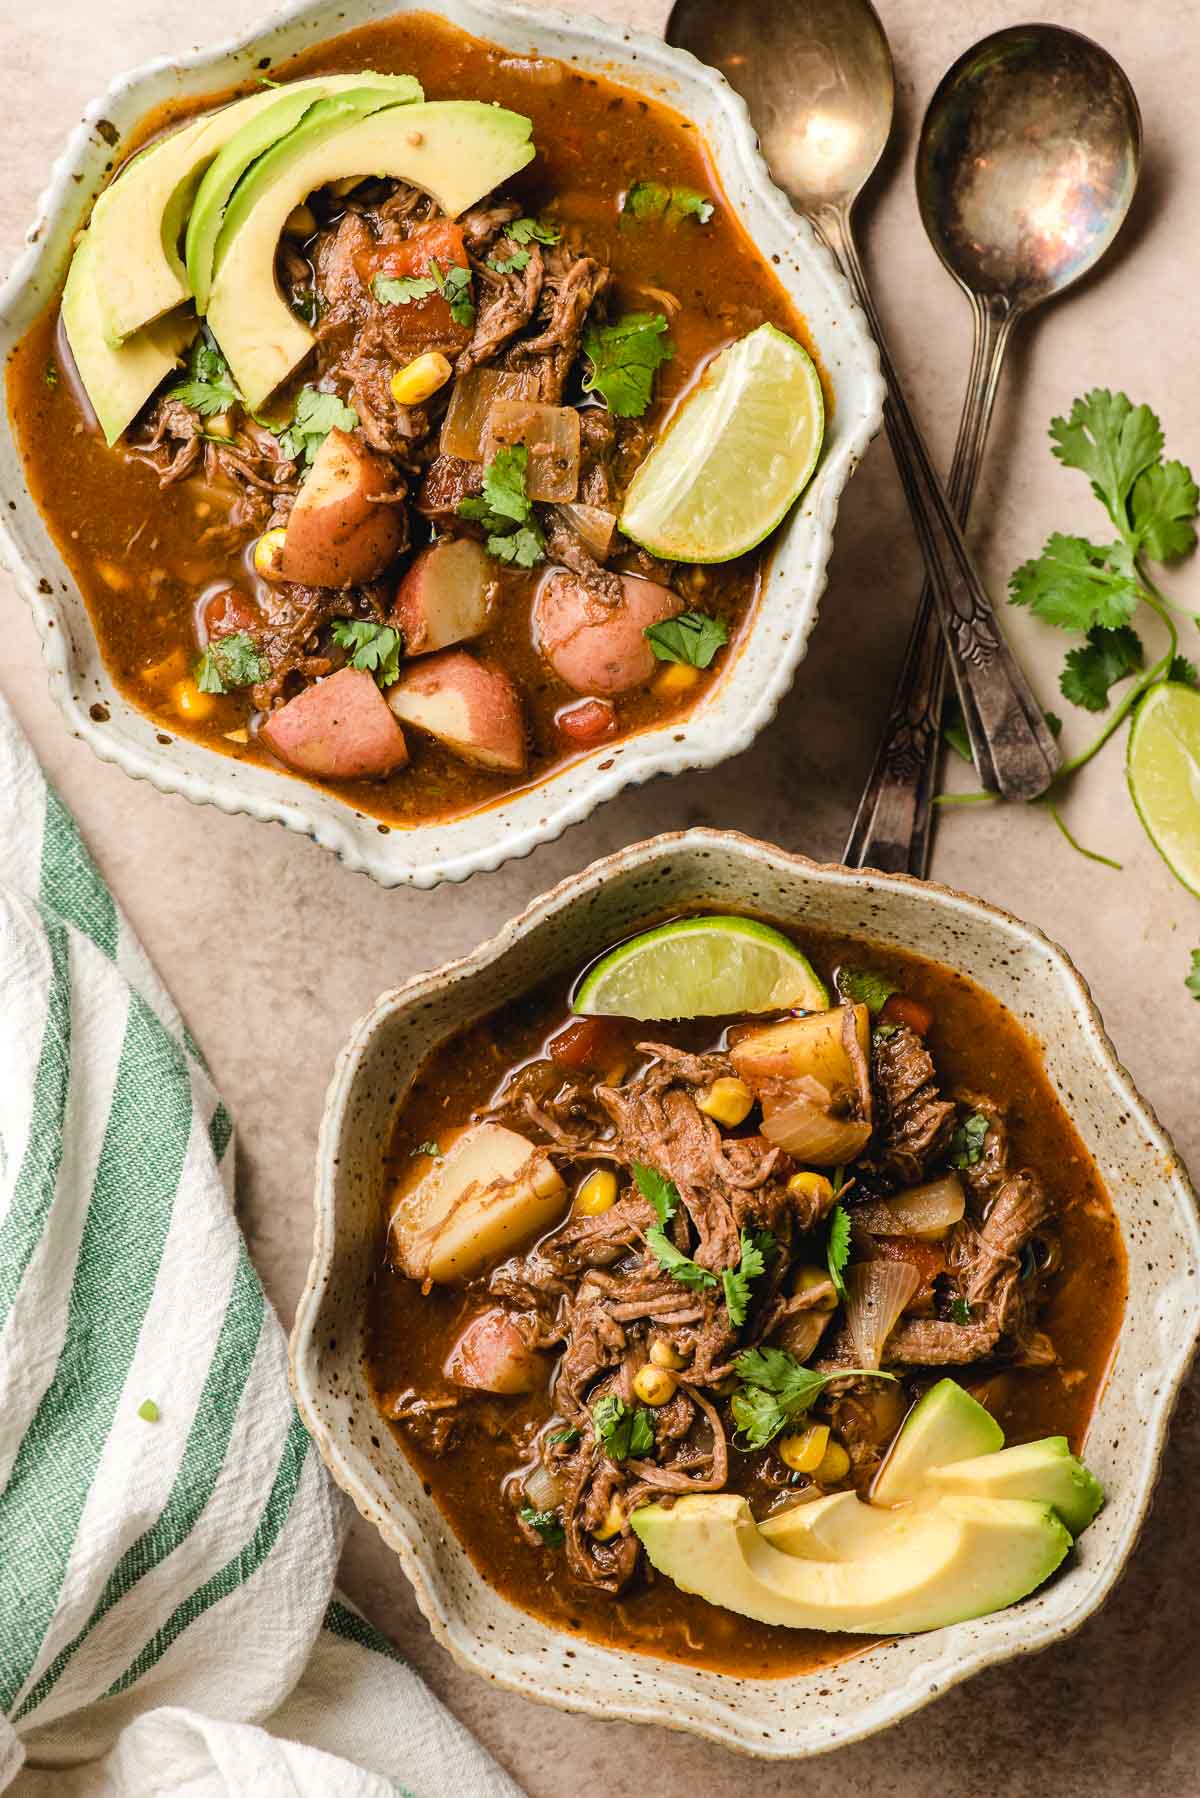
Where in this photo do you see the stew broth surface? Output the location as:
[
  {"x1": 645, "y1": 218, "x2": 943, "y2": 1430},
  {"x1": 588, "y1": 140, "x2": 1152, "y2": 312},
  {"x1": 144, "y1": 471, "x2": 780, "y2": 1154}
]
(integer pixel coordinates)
[{"x1": 368, "y1": 921, "x2": 1126, "y2": 1678}]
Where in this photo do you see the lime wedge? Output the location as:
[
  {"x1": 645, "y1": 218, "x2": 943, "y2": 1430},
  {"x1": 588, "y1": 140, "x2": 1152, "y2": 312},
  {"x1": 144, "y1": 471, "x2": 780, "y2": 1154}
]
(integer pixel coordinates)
[
  {"x1": 1127, "y1": 681, "x2": 1200, "y2": 897},
  {"x1": 573, "y1": 915, "x2": 829, "y2": 1020},
  {"x1": 619, "y1": 322, "x2": 824, "y2": 563}
]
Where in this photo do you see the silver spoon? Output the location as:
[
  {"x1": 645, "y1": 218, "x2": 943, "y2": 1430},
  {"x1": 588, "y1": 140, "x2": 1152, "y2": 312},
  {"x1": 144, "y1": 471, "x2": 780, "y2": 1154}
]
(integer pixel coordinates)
[
  {"x1": 667, "y1": 0, "x2": 1062, "y2": 802},
  {"x1": 846, "y1": 24, "x2": 1141, "y2": 872}
]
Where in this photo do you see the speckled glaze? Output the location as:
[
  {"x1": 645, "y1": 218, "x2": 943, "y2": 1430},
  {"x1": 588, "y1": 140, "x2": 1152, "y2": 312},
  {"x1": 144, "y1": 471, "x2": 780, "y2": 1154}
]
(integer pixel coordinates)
[
  {"x1": 0, "y1": 0, "x2": 883, "y2": 889},
  {"x1": 290, "y1": 829, "x2": 1200, "y2": 1756}
]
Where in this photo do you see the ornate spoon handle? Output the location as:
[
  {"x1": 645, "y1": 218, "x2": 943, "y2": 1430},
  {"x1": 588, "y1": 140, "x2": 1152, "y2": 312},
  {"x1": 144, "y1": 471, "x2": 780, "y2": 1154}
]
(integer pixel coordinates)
[
  {"x1": 845, "y1": 296, "x2": 1019, "y2": 872},
  {"x1": 814, "y1": 207, "x2": 1058, "y2": 809}
]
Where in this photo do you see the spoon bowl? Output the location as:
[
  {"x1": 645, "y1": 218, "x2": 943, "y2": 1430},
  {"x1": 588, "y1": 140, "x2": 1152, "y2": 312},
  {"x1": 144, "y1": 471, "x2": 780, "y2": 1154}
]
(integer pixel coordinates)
[{"x1": 917, "y1": 24, "x2": 1142, "y2": 314}]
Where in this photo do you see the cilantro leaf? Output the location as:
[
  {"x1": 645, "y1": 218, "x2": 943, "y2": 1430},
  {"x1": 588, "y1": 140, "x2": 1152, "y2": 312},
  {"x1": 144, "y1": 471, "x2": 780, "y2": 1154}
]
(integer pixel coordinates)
[
  {"x1": 276, "y1": 386, "x2": 359, "y2": 465},
  {"x1": 372, "y1": 272, "x2": 439, "y2": 306},
  {"x1": 194, "y1": 632, "x2": 267, "y2": 695},
  {"x1": 825, "y1": 1201, "x2": 851, "y2": 1301},
  {"x1": 950, "y1": 1110, "x2": 990, "y2": 1169},
  {"x1": 431, "y1": 259, "x2": 475, "y2": 328},
  {"x1": 669, "y1": 186, "x2": 714, "y2": 223},
  {"x1": 644, "y1": 611, "x2": 728, "y2": 669},
  {"x1": 170, "y1": 332, "x2": 240, "y2": 419},
  {"x1": 1059, "y1": 624, "x2": 1144, "y2": 713},
  {"x1": 1050, "y1": 390, "x2": 1163, "y2": 528},
  {"x1": 330, "y1": 618, "x2": 403, "y2": 687},
  {"x1": 1170, "y1": 655, "x2": 1200, "y2": 689},
  {"x1": 411, "y1": 1139, "x2": 441, "y2": 1159},
  {"x1": 622, "y1": 181, "x2": 714, "y2": 225},
  {"x1": 943, "y1": 696, "x2": 972, "y2": 763},
  {"x1": 519, "y1": 1505, "x2": 564, "y2": 1546},
  {"x1": 1008, "y1": 532, "x2": 1142, "y2": 633},
  {"x1": 632, "y1": 1162, "x2": 679, "y2": 1227},
  {"x1": 43, "y1": 359, "x2": 59, "y2": 390},
  {"x1": 546, "y1": 1425, "x2": 580, "y2": 1448},
  {"x1": 1045, "y1": 710, "x2": 1064, "y2": 737},
  {"x1": 508, "y1": 216, "x2": 561, "y2": 245},
  {"x1": 722, "y1": 1229, "x2": 773, "y2": 1329},
  {"x1": 948, "y1": 1296, "x2": 973, "y2": 1326},
  {"x1": 1131, "y1": 458, "x2": 1199, "y2": 561},
  {"x1": 295, "y1": 288, "x2": 324, "y2": 328},
  {"x1": 646, "y1": 1225, "x2": 718, "y2": 1292},
  {"x1": 838, "y1": 968, "x2": 898, "y2": 1013},
  {"x1": 730, "y1": 1346, "x2": 894, "y2": 1449},
  {"x1": 1187, "y1": 950, "x2": 1200, "y2": 1000},
  {"x1": 458, "y1": 446, "x2": 546, "y2": 567},
  {"x1": 486, "y1": 247, "x2": 532, "y2": 273},
  {"x1": 582, "y1": 312, "x2": 675, "y2": 419},
  {"x1": 591, "y1": 1393, "x2": 656, "y2": 1461}
]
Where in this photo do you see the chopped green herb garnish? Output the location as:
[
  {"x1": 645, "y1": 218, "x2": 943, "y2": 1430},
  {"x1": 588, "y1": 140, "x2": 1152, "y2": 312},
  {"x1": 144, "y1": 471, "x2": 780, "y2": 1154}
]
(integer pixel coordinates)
[
  {"x1": 622, "y1": 180, "x2": 714, "y2": 226},
  {"x1": 137, "y1": 1399, "x2": 160, "y2": 1422},
  {"x1": 508, "y1": 216, "x2": 561, "y2": 245},
  {"x1": 430, "y1": 258, "x2": 476, "y2": 328},
  {"x1": 194, "y1": 632, "x2": 267, "y2": 695},
  {"x1": 43, "y1": 359, "x2": 59, "y2": 390},
  {"x1": 373, "y1": 272, "x2": 439, "y2": 306},
  {"x1": 837, "y1": 968, "x2": 899, "y2": 1015},
  {"x1": 825, "y1": 1202, "x2": 851, "y2": 1302},
  {"x1": 330, "y1": 618, "x2": 403, "y2": 688},
  {"x1": 730, "y1": 1347, "x2": 894, "y2": 1450},
  {"x1": 644, "y1": 610, "x2": 728, "y2": 669},
  {"x1": 950, "y1": 1110, "x2": 990, "y2": 1170},
  {"x1": 276, "y1": 386, "x2": 358, "y2": 465},
  {"x1": 722, "y1": 1228, "x2": 774, "y2": 1328},
  {"x1": 581, "y1": 311, "x2": 675, "y2": 419},
  {"x1": 458, "y1": 445, "x2": 545, "y2": 567},
  {"x1": 170, "y1": 332, "x2": 240, "y2": 419},
  {"x1": 519, "y1": 1505, "x2": 565, "y2": 1546},
  {"x1": 646, "y1": 1226, "x2": 718, "y2": 1293},
  {"x1": 592, "y1": 1393, "x2": 655, "y2": 1461},
  {"x1": 412, "y1": 1139, "x2": 442, "y2": 1159},
  {"x1": 486, "y1": 247, "x2": 532, "y2": 274},
  {"x1": 295, "y1": 288, "x2": 324, "y2": 327},
  {"x1": 546, "y1": 1425, "x2": 581, "y2": 1448},
  {"x1": 632, "y1": 1162, "x2": 679, "y2": 1227},
  {"x1": 948, "y1": 1297, "x2": 973, "y2": 1326},
  {"x1": 1187, "y1": 950, "x2": 1200, "y2": 1000}
]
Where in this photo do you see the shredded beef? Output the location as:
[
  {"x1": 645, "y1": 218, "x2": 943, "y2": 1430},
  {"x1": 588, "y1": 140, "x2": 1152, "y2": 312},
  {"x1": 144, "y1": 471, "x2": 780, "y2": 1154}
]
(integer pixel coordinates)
[{"x1": 866, "y1": 1024, "x2": 956, "y2": 1185}]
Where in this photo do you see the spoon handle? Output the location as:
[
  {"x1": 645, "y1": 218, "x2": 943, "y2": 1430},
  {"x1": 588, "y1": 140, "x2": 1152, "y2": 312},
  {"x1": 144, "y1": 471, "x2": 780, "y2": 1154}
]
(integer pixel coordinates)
[
  {"x1": 819, "y1": 212, "x2": 1058, "y2": 805},
  {"x1": 845, "y1": 297, "x2": 1016, "y2": 872}
]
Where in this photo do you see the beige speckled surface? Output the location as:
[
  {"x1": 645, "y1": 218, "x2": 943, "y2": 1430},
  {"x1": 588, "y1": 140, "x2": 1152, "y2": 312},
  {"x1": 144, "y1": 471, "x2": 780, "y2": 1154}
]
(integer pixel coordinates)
[{"x1": 2, "y1": 0, "x2": 1198, "y2": 1791}]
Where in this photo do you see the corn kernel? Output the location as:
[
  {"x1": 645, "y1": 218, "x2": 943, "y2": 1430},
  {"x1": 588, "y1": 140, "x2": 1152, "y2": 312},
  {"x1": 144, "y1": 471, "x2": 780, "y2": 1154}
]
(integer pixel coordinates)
[
  {"x1": 94, "y1": 559, "x2": 130, "y2": 592},
  {"x1": 253, "y1": 527, "x2": 288, "y2": 581},
  {"x1": 778, "y1": 1423, "x2": 830, "y2": 1474},
  {"x1": 788, "y1": 1170, "x2": 835, "y2": 1207},
  {"x1": 170, "y1": 677, "x2": 217, "y2": 723},
  {"x1": 790, "y1": 1263, "x2": 838, "y2": 1311},
  {"x1": 654, "y1": 662, "x2": 701, "y2": 699},
  {"x1": 815, "y1": 1439, "x2": 852, "y2": 1485},
  {"x1": 575, "y1": 1168, "x2": 617, "y2": 1217},
  {"x1": 697, "y1": 1076, "x2": 754, "y2": 1128},
  {"x1": 633, "y1": 1364, "x2": 677, "y2": 1406},
  {"x1": 285, "y1": 202, "x2": 317, "y2": 237},
  {"x1": 650, "y1": 1338, "x2": 688, "y2": 1371},
  {"x1": 592, "y1": 1498, "x2": 625, "y2": 1541},
  {"x1": 390, "y1": 351, "x2": 453, "y2": 407}
]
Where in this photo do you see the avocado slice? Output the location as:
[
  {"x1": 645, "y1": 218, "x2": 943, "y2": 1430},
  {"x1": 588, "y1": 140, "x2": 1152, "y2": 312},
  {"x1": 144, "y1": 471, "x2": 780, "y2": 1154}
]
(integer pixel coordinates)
[
  {"x1": 60, "y1": 232, "x2": 196, "y2": 446},
  {"x1": 632, "y1": 1491, "x2": 1071, "y2": 1635},
  {"x1": 928, "y1": 1437, "x2": 1104, "y2": 1537},
  {"x1": 872, "y1": 1378, "x2": 1005, "y2": 1506},
  {"x1": 759, "y1": 1491, "x2": 900, "y2": 1561},
  {"x1": 205, "y1": 98, "x2": 536, "y2": 410},
  {"x1": 184, "y1": 74, "x2": 423, "y2": 314}
]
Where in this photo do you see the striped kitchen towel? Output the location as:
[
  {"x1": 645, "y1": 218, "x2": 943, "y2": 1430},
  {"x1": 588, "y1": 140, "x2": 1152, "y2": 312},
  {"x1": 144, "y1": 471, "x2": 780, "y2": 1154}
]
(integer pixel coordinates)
[{"x1": 0, "y1": 695, "x2": 523, "y2": 1798}]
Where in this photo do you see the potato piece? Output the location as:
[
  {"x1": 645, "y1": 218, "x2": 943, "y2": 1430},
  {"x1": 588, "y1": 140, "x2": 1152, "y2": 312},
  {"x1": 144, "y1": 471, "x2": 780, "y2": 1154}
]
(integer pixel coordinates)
[
  {"x1": 731, "y1": 1004, "x2": 871, "y2": 1107},
  {"x1": 281, "y1": 428, "x2": 405, "y2": 588},
  {"x1": 444, "y1": 1310, "x2": 547, "y2": 1395},
  {"x1": 391, "y1": 1123, "x2": 567, "y2": 1283},
  {"x1": 532, "y1": 571, "x2": 683, "y2": 695},
  {"x1": 260, "y1": 667, "x2": 409, "y2": 780},
  {"x1": 392, "y1": 539, "x2": 494, "y2": 656},
  {"x1": 387, "y1": 649, "x2": 526, "y2": 772}
]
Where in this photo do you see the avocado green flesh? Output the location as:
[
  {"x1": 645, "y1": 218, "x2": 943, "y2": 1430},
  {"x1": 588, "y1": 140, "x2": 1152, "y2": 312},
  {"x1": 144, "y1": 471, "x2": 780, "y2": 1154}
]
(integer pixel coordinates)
[
  {"x1": 632, "y1": 1492, "x2": 1071, "y2": 1635},
  {"x1": 871, "y1": 1377, "x2": 1005, "y2": 1506},
  {"x1": 928, "y1": 1438, "x2": 1104, "y2": 1537},
  {"x1": 184, "y1": 74, "x2": 422, "y2": 313},
  {"x1": 61, "y1": 233, "x2": 196, "y2": 446},
  {"x1": 205, "y1": 98, "x2": 535, "y2": 409}
]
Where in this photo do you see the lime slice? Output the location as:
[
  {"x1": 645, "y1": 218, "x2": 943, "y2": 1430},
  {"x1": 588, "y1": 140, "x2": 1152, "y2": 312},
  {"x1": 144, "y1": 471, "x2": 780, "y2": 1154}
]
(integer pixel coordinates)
[
  {"x1": 1127, "y1": 681, "x2": 1200, "y2": 897},
  {"x1": 618, "y1": 322, "x2": 824, "y2": 563},
  {"x1": 574, "y1": 915, "x2": 829, "y2": 1020}
]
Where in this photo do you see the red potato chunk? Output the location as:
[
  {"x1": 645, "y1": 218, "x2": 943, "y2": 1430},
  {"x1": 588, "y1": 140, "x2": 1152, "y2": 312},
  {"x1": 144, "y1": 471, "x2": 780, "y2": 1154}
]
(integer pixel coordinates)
[
  {"x1": 356, "y1": 220, "x2": 471, "y2": 349},
  {"x1": 555, "y1": 696, "x2": 617, "y2": 745},
  {"x1": 387, "y1": 649, "x2": 526, "y2": 772},
  {"x1": 260, "y1": 667, "x2": 408, "y2": 780},
  {"x1": 391, "y1": 538, "x2": 494, "y2": 656},
  {"x1": 533, "y1": 571, "x2": 683, "y2": 695},
  {"x1": 444, "y1": 1310, "x2": 547, "y2": 1395},
  {"x1": 281, "y1": 429, "x2": 405, "y2": 589}
]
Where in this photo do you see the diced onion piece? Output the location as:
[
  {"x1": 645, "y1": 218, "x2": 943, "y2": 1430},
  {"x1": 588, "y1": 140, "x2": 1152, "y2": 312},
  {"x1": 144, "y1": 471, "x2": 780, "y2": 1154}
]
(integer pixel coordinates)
[
  {"x1": 555, "y1": 502, "x2": 617, "y2": 561},
  {"x1": 760, "y1": 1075, "x2": 872, "y2": 1165},
  {"x1": 854, "y1": 1175, "x2": 966, "y2": 1243},
  {"x1": 440, "y1": 367, "x2": 541, "y2": 461},
  {"x1": 524, "y1": 1462, "x2": 566, "y2": 1511},
  {"x1": 483, "y1": 400, "x2": 581, "y2": 502},
  {"x1": 843, "y1": 1260, "x2": 921, "y2": 1370}
]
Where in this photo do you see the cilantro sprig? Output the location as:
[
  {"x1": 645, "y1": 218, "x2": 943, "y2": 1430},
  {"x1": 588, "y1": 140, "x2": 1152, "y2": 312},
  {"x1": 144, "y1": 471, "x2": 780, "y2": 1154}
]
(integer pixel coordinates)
[
  {"x1": 372, "y1": 260, "x2": 475, "y2": 326},
  {"x1": 729, "y1": 1346, "x2": 894, "y2": 1450},
  {"x1": 950, "y1": 1110, "x2": 990, "y2": 1170},
  {"x1": 582, "y1": 312, "x2": 675, "y2": 419},
  {"x1": 331, "y1": 618, "x2": 403, "y2": 687},
  {"x1": 646, "y1": 1227, "x2": 717, "y2": 1294},
  {"x1": 1187, "y1": 950, "x2": 1200, "y2": 1000},
  {"x1": 519, "y1": 1505, "x2": 564, "y2": 1546},
  {"x1": 458, "y1": 445, "x2": 546, "y2": 567},
  {"x1": 632, "y1": 1162, "x2": 679, "y2": 1226},
  {"x1": 170, "y1": 332, "x2": 240, "y2": 419},
  {"x1": 825, "y1": 1201, "x2": 851, "y2": 1302},
  {"x1": 837, "y1": 968, "x2": 898, "y2": 1014},
  {"x1": 592, "y1": 1393, "x2": 655, "y2": 1461},
  {"x1": 508, "y1": 217, "x2": 561, "y2": 245},
  {"x1": 622, "y1": 181, "x2": 714, "y2": 227},
  {"x1": 644, "y1": 611, "x2": 728, "y2": 669},
  {"x1": 722, "y1": 1229, "x2": 775, "y2": 1329},
  {"x1": 277, "y1": 386, "x2": 359, "y2": 465},
  {"x1": 195, "y1": 632, "x2": 267, "y2": 695}
]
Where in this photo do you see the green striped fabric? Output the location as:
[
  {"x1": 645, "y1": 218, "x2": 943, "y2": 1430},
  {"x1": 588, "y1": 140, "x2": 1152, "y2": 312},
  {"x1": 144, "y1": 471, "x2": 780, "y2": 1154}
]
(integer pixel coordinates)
[{"x1": 0, "y1": 702, "x2": 524, "y2": 1797}]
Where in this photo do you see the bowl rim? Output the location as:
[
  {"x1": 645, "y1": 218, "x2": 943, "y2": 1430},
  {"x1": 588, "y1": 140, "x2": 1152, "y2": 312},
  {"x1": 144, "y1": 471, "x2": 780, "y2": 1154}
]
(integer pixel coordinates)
[
  {"x1": 0, "y1": 0, "x2": 884, "y2": 889},
  {"x1": 290, "y1": 826, "x2": 1200, "y2": 1755}
]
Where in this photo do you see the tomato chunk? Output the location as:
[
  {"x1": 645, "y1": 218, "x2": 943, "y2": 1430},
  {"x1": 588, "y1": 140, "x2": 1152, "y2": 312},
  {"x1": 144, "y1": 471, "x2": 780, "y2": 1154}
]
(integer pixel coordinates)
[
  {"x1": 555, "y1": 697, "x2": 618, "y2": 745},
  {"x1": 202, "y1": 585, "x2": 260, "y2": 641},
  {"x1": 881, "y1": 993, "x2": 934, "y2": 1036},
  {"x1": 356, "y1": 222, "x2": 471, "y2": 347},
  {"x1": 547, "y1": 1016, "x2": 627, "y2": 1070}
]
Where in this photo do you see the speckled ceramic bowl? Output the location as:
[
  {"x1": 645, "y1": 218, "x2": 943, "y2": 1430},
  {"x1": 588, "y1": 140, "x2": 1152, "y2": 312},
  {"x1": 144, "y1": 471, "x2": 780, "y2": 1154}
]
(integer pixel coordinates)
[
  {"x1": 0, "y1": 0, "x2": 883, "y2": 889},
  {"x1": 291, "y1": 828, "x2": 1200, "y2": 1755}
]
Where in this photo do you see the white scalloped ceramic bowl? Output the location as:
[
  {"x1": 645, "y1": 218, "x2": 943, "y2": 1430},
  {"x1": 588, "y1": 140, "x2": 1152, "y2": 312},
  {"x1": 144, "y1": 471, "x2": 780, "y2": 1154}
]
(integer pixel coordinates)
[
  {"x1": 0, "y1": 0, "x2": 883, "y2": 889},
  {"x1": 291, "y1": 828, "x2": 1200, "y2": 1756}
]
